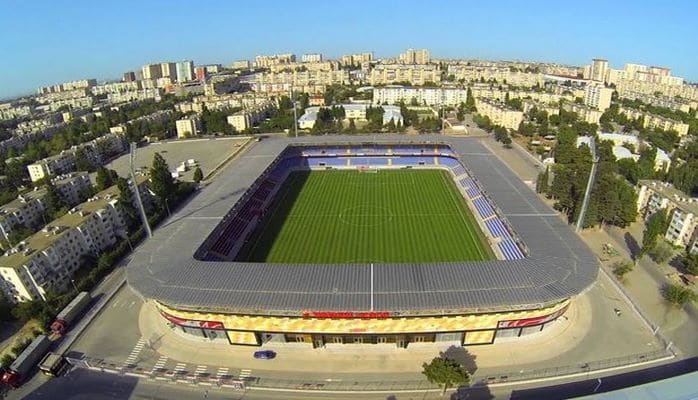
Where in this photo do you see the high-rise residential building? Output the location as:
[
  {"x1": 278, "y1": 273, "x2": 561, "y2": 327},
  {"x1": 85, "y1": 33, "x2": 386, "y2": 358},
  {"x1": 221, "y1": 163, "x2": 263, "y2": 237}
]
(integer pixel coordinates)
[
  {"x1": 141, "y1": 63, "x2": 163, "y2": 80},
  {"x1": 590, "y1": 58, "x2": 608, "y2": 82},
  {"x1": 194, "y1": 66, "x2": 207, "y2": 81},
  {"x1": 301, "y1": 53, "x2": 323, "y2": 63},
  {"x1": 175, "y1": 60, "x2": 194, "y2": 82},
  {"x1": 160, "y1": 62, "x2": 177, "y2": 79},
  {"x1": 339, "y1": 52, "x2": 373, "y2": 68},
  {"x1": 584, "y1": 83, "x2": 613, "y2": 111},
  {"x1": 123, "y1": 71, "x2": 137, "y2": 82},
  {"x1": 176, "y1": 117, "x2": 201, "y2": 138},
  {"x1": 399, "y1": 48, "x2": 430, "y2": 64}
]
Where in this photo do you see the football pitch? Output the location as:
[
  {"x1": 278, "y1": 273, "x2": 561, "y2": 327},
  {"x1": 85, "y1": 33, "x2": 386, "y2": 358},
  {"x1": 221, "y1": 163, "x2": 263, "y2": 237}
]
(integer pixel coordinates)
[{"x1": 236, "y1": 169, "x2": 495, "y2": 263}]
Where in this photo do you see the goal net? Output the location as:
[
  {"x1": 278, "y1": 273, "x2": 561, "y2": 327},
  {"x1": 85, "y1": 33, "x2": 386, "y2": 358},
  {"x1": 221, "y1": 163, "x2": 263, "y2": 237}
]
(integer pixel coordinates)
[{"x1": 357, "y1": 165, "x2": 378, "y2": 173}]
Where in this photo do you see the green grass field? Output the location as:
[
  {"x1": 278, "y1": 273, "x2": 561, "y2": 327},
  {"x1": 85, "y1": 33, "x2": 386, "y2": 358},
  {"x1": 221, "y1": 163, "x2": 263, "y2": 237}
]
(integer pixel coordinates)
[{"x1": 236, "y1": 169, "x2": 494, "y2": 263}]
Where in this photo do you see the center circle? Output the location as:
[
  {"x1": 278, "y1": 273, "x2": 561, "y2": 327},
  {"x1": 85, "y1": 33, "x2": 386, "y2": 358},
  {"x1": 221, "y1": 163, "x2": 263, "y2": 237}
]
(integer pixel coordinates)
[{"x1": 339, "y1": 205, "x2": 393, "y2": 227}]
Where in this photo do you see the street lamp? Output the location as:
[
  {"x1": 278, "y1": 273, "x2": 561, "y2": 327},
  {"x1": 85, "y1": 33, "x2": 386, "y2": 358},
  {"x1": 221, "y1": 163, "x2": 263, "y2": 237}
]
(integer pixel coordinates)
[{"x1": 70, "y1": 279, "x2": 78, "y2": 292}]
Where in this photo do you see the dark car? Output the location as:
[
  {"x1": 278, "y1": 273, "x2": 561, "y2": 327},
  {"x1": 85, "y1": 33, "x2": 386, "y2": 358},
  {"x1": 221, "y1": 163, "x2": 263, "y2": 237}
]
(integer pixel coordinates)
[{"x1": 253, "y1": 350, "x2": 276, "y2": 359}]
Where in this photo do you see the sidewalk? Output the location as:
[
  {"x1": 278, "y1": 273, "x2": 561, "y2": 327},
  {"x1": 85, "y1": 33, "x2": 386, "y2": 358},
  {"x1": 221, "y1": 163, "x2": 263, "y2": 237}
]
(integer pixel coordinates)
[{"x1": 136, "y1": 292, "x2": 592, "y2": 377}]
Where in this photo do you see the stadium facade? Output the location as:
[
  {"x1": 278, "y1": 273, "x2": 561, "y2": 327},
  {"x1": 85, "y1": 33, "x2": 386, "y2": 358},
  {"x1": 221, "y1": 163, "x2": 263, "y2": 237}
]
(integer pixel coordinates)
[{"x1": 127, "y1": 135, "x2": 599, "y2": 348}]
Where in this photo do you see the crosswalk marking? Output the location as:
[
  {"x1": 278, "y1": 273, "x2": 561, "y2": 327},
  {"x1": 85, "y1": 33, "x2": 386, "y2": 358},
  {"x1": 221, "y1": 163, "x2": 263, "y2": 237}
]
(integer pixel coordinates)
[
  {"x1": 216, "y1": 367, "x2": 229, "y2": 377},
  {"x1": 194, "y1": 365, "x2": 207, "y2": 375},
  {"x1": 123, "y1": 338, "x2": 146, "y2": 366},
  {"x1": 153, "y1": 355, "x2": 168, "y2": 370},
  {"x1": 239, "y1": 369, "x2": 252, "y2": 378},
  {"x1": 174, "y1": 363, "x2": 187, "y2": 374}
]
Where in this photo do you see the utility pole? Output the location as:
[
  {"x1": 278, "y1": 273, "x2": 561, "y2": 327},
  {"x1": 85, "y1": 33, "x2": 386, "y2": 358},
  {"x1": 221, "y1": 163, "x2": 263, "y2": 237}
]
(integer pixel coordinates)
[
  {"x1": 576, "y1": 137, "x2": 599, "y2": 233},
  {"x1": 441, "y1": 89, "x2": 446, "y2": 134},
  {"x1": 290, "y1": 88, "x2": 298, "y2": 138},
  {"x1": 130, "y1": 142, "x2": 153, "y2": 238}
]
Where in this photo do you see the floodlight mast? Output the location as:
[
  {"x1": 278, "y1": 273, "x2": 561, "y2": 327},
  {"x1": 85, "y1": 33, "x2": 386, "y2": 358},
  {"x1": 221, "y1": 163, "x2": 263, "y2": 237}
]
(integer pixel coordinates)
[{"x1": 130, "y1": 142, "x2": 153, "y2": 238}]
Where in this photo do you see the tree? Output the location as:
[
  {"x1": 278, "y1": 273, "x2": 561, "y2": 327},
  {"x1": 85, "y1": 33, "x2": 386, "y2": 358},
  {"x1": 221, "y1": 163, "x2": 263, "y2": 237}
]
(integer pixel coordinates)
[
  {"x1": 662, "y1": 284, "x2": 697, "y2": 306},
  {"x1": 648, "y1": 241, "x2": 674, "y2": 264},
  {"x1": 116, "y1": 177, "x2": 138, "y2": 229},
  {"x1": 685, "y1": 253, "x2": 698, "y2": 276},
  {"x1": 612, "y1": 260, "x2": 634, "y2": 281},
  {"x1": 193, "y1": 167, "x2": 203, "y2": 183},
  {"x1": 74, "y1": 148, "x2": 93, "y2": 172},
  {"x1": 640, "y1": 210, "x2": 668, "y2": 257},
  {"x1": 44, "y1": 180, "x2": 68, "y2": 219},
  {"x1": 150, "y1": 152, "x2": 176, "y2": 208},
  {"x1": 422, "y1": 357, "x2": 470, "y2": 395},
  {"x1": 95, "y1": 167, "x2": 118, "y2": 191},
  {"x1": 536, "y1": 166, "x2": 550, "y2": 194}
]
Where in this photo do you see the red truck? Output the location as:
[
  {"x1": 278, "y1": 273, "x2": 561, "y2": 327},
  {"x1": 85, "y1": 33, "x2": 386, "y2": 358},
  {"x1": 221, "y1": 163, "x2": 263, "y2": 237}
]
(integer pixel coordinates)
[
  {"x1": 1, "y1": 335, "x2": 50, "y2": 388},
  {"x1": 50, "y1": 291, "x2": 91, "y2": 335}
]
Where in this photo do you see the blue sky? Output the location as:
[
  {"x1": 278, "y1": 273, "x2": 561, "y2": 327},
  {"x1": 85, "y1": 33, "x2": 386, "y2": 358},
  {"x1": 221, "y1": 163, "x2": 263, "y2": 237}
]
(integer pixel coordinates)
[{"x1": 1, "y1": 0, "x2": 697, "y2": 99}]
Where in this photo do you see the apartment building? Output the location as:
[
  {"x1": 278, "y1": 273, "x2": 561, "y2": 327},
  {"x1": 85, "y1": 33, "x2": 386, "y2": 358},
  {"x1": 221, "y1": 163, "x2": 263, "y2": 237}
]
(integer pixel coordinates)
[
  {"x1": 37, "y1": 79, "x2": 97, "y2": 95},
  {"x1": 252, "y1": 70, "x2": 350, "y2": 94},
  {"x1": 176, "y1": 117, "x2": 201, "y2": 138},
  {"x1": 373, "y1": 86, "x2": 467, "y2": 106},
  {"x1": 301, "y1": 53, "x2": 323, "y2": 63},
  {"x1": 584, "y1": 83, "x2": 613, "y2": 111},
  {"x1": 0, "y1": 103, "x2": 33, "y2": 121},
  {"x1": 615, "y1": 79, "x2": 698, "y2": 101},
  {"x1": 90, "y1": 81, "x2": 142, "y2": 96},
  {"x1": 588, "y1": 59, "x2": 609, "y2": 82},
  {"x1": 618, "y1": 107, "x2": 690, "y2": 136},
  {"x1": 27, "y1": 133, "x2": 126, "y2": 182},
  {"x1": 561, "y1": 102, "x2": 603, "y2": 125},
  {"x1": 620, "y1": 91, "x2": 696, "y2": 113},
  {"x1": 107, "y1": 88, "x2": 163, "y2": 104},
  {"x1": 447, "y1": 65, "x2": 544, "y2": 87},
  {"x1": 0, "y1": 176, "x2": 150, "y2": 303},
  {"x1": 231, "y1": 60, "x2": 251, "y2": 69},
  {"x1": 636, "y1": 180, "x2": 698, "y2": 254},
  {"x1": 226, "y1": 101, "x2": 275, "y2": 132},
  {"x1": 399, "y1": 48, "x2": 430, "y2": 64},
  {"x1": 268, "y1": 61, "x2": 339, "y2": 73},
  {"x1": 175, "y1": 60, "x2": 195, "y2": 82},
  {"x1": 473, "y1": 99, "x2": 523, "y2": 131},
  {"x1": 27, "y1": 153, "x2": 76, "y2": 182},
  {"x1": 522, "y1": 100, "x2": 560, "y2": 117},
  {"x1": 367, "y1": 64, "x2": 441, "y2": 86},
  {"x1": 254, "y1": 54, "x2": 296, "y2": 68},
  {"x1": 339, "y1": 52, "x2": 373, "y2": 68},
  {"x1": 297, "y1": 104, "x2": 403, "y2": 130}
]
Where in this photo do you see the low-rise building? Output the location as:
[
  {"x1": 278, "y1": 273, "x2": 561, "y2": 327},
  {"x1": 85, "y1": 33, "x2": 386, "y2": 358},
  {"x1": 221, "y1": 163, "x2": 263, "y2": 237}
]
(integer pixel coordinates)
[
  {"x1": 297, "y1": 104, "x2": 403, "y2": 130},
  {"x1": 226, "y1": 101, "x2": 274, "y2": 132},
  {"x1": 474, "y1": 99, "x2": 523, "y2": 131}
]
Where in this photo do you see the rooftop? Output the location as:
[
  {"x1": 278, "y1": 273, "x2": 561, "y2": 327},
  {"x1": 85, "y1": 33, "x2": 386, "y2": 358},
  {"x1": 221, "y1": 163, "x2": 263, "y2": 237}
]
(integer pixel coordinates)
[
  {"x1": 640, "y1": 180, "x2": 698, "y2": 215},
  {"x1": 126, "y1": 135, "x2": 599, "y2": 316},
  {"x1": 2, "y1": 175, "x2": 148, "y2": 269}
]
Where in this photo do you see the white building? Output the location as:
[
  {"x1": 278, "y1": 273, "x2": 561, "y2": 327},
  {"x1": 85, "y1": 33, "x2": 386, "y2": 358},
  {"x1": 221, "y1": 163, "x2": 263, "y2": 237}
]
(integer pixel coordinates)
[
  {"x1": 301, "y1": 53, "x2": 323, "y2": 63},
  {"x1": 297, "y1": 104, "x2": 403, "y2": 130},
  {"x1": 175, "y1": 60, "x2": 195, "y2": 82}
]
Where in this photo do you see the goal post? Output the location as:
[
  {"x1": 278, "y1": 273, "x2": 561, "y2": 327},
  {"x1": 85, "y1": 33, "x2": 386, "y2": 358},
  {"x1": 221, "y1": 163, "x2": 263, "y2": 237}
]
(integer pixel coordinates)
[{"x1": 357, "y1": 165, "x2": 378, "y2": 173}]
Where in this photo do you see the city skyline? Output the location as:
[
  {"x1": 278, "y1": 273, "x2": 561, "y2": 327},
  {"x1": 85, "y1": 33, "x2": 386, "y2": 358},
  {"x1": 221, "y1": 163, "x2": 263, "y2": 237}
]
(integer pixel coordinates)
[{"x1": 1, "y1": 0, "x2": 697, "y2": 99}]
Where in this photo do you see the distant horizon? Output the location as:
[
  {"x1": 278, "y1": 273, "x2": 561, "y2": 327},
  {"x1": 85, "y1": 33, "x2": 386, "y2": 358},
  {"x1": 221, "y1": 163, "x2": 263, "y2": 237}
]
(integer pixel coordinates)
[{"x1": 1, "y1": 0, "x2": 697, "y2": 99}]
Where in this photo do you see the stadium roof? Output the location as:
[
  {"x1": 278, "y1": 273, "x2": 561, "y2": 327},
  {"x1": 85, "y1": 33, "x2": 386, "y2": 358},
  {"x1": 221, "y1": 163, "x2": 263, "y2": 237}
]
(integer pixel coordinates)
[{"x1": 126, "y1": 135, "x2": 599, "y2": 316}]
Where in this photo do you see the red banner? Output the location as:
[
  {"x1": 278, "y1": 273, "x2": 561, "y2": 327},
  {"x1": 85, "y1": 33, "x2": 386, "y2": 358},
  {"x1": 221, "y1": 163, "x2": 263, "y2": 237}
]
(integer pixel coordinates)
[
  {"x1": 160, "y1": 310, "x2": 224, "y2": 329},
  {"x1": 302, "y1": 311, "x2": 392, "y2": 319}
]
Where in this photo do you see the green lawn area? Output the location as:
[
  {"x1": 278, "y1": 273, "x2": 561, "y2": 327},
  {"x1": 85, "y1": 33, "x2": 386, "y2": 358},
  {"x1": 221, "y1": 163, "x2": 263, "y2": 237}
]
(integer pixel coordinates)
[{"x1": 236, "y1": 169, "x2": 494, "y2": 263}]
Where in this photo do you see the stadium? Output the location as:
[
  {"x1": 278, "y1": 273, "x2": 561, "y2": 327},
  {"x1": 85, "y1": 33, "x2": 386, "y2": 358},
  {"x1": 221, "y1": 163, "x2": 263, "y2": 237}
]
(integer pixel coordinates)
[{"x1": 126, "y1": 135, "x2": 599, "y2": 348}]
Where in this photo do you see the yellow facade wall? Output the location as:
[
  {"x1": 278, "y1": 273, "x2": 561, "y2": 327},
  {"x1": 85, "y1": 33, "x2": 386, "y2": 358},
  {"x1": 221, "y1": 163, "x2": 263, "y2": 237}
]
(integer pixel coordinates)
[{"x1": 157, "y1": 299, "x2": 570, "y2": 335}]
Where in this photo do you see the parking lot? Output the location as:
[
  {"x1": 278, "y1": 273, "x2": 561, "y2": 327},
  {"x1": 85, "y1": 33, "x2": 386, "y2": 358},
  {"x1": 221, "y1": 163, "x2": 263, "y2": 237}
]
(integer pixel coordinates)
[{"x1": 99, "y1": 136, "x2": 250, "y2": 181}]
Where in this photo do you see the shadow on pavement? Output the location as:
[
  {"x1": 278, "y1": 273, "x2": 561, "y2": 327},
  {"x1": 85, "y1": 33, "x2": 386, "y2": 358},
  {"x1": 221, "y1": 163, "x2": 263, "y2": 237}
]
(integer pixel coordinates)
[{"x1": 441, "y1": 345, "x2": 478, "y2": 375}]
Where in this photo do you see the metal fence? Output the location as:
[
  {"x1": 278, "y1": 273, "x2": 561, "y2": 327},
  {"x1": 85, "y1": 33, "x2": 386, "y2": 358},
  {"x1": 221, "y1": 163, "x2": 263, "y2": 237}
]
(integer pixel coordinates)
[{"x1": 75, "y1": 346, "x2": 673, "y2": 392}]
